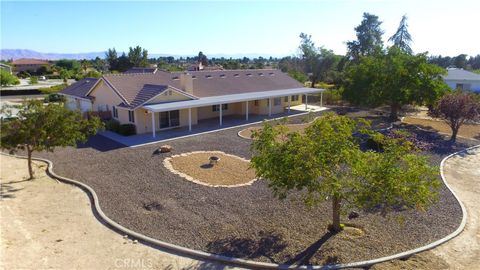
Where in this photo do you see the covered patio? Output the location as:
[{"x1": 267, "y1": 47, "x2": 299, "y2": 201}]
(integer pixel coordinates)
[
  {"x1": 143, "y1": 87, "x2": 324, "y2": 138},
  {"x1": 99, "y1": 105, "x2": 328, "y2": 147}
]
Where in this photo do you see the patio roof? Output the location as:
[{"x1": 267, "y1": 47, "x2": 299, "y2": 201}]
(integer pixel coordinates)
[{"x1": 143, "y1": 87, "x2": 323, "y2": 112}]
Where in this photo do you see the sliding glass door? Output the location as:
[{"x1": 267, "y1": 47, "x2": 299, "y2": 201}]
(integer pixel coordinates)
[{"x1": 159, "y1": 110, "x2": 180, "y2": 129}]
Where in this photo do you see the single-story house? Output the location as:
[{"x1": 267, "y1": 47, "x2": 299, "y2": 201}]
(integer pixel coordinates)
[
  {"x1": 443, "y1": 68, "x2": 480, "y2": 92},
  {"x1": 60, "y1": 69, "x2": 322, "y2": 137},
  {"x1": 11, "y1": 58, "x2": 50, "y2": 73},
  {"x1": 0, "y1": 63, "x2": 12, "y2": 74}
]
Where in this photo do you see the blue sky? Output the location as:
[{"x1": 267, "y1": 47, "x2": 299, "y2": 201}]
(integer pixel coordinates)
[{"x1": 1, "y1": 0, "x2": 479, "y2": 57}]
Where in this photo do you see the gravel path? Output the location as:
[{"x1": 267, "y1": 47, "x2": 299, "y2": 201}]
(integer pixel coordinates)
[{"x1": 33, "y1": 112, "x2": 477, "y2": 266}]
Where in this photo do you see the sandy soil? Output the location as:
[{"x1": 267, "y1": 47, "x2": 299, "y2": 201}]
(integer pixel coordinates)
[
  {"x1": 373, "y1": 146, "x2": 480, "y2": 269},
  {"x1": 403, "y1": 117, "x2": 480, "y2": 140},
  {"x1": 0, "y1": 155, "x2": 243, "y2": 270},
  {"x1": 167, "y1": 152, "x2": 256, "y2": 186}
]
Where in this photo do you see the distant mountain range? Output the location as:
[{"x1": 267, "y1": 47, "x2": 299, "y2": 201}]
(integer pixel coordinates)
[{"x1": 0, "y1": 49, "x2": 288, "y2": 60}]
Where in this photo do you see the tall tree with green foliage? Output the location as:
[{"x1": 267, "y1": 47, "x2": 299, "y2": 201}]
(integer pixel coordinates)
[
  {"x1": 250, "y1": 113, "x2": 439, "y2": 232},
  {"x1": 105, "y1": 48, "x2": 118, "y2": 70},
  {"x1": 198, "y1": 51, "x2": 208, "y2": 66},
  {"x1": 347, "y1": 13, "x2": 384, "y2": 61},
  {"x1": 0, "y1": 100, "x2": 103, "y2": 179},
  {"x1": 128, "y1": 46, "x2": 149, "y2": 67},
  {"x1": 389, "y1": 15, "x2": 413, "y2": 54},
  {"x1": 343, "y1": 47, "x2": 448, "y2": 120},
  {"x1": 428, "y1": 91, "x2": 480, "y2": 142},
  {"x1": 298, "y1": 33, "x2": 339, "y2": 87},
  {"x1": 0, "y1": 69, "x2": 20, "y2": 86}
]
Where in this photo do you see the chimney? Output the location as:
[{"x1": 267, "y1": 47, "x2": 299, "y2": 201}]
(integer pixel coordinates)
[{"x1": 180, "y1": 72, "x2": 194, "y2": 95}]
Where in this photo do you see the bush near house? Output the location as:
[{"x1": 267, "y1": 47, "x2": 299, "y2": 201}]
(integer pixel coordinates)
[
  {"x1": 44, "y1": 93, "x2": 66, "y2": 103},
  {"x1": 104, "y1": 119, "x2": 136, "y2": 136}
]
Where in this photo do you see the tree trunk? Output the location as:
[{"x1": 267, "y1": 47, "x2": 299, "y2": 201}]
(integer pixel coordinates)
[
  {"x1": 389, "y1": 103, "x2": 400, "y2": 121},
  {"x1": 27, "y1": 146, "x2": 34, "y2": 180},
  {"x1": 331, "y1": 196, "x2": 342, "y2": 232},
  {"x1": 450, "y1": 127, "x2": 458, "y2": 143}
]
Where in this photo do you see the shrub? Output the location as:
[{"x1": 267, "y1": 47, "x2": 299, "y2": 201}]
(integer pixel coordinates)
[
  {"x1": 40, "y1": 83, "x2": 68, "y2": 94},
  {"x1": 104, "y1": 119, "x2": 120, "y2": 132},
  {"x1": 322, "y1": 88, "x2": 344, "y2": 105},
  {"x1": 29, "y1": 76, "x2": 38, "y2": 84},
  {"x1": 44, "y1": 93, "x2": 66, "y2": 103},
  {"x1": 118, "y1": 124, "x2": 136, "y2": 136}
]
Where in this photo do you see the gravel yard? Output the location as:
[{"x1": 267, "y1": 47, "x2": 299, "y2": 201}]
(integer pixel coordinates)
[{"x1": 33, "y1": 111, "x2": 477, "y2": 266}]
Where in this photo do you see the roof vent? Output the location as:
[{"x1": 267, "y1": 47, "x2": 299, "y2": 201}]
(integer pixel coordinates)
[
  {"x1": 172, "y1": 76, "x2": 179, "y2": 80},
  {"x1": 220, "y1": 74, "x2": 226, "y2": 78},
  {"x1": 234, "y1": 74, "x2": 239, "y2": 77},
  {"x1": 258, "y1": 73, "x2": 264, "y2": 76},
  {"x1": 206, "y1": 75, "x2": 212, "y2": 79},
  {"x1": 269, "y1": 72, "x2": 275, "y2": 76},
  {"x1": 192, "y1": 75, "x2": 197, "y2": 79},
  {"x1": 246, "y1": 73, "x2": 252, "y2": 77}
]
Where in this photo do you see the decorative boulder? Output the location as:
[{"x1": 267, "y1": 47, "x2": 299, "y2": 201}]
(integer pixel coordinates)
[
  {"x1": 159, "y1": 145, "x2": 173, "y2": 153},
  {"x1": 348, "y1": 211, "x2": 360, "y2": 219}
]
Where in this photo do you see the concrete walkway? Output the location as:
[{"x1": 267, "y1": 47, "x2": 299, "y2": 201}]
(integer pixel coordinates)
[{"x1": 432, "y1": 146, "x2": 480, "y2": 269}]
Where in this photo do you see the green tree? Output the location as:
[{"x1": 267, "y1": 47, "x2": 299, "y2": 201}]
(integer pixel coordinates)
[
  {"x1": 343, "y1": 47, "x2": 448, "y2": 120},
  {"x1": 105, "y1": 48, "x2": 118, "y2": 71},
  {"x1": 0, "y1": 100, "x2": 103, "y2": 179},
  {"x1": 128, "y1": 46, "x2": 148, "y2": 67},
  {"x1": 250, "y1": 113, "x2": 439, "y2": 232},
  {"x1": 0, "y1": 69, "x2": 20, "y2": 86},
  {"x1": 347, "y1": 12, "x2": 384, "y2": 61},
  {"x1": 389, "y1": 15, "x2": 413, "y2": 54},
  {"x1": 428, "y1": 91, "x2": 480, "y2": 142},
  {"x1": 298, "y1": 33, "x2": 338, "y2": 87},
  {"x1": 198, "y1": 51, "x2": 208, "y2": 66}
]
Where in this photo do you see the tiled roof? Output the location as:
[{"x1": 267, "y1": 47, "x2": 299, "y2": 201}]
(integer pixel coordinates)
[
  {"x1": 59, "y1": 78, "x2": 99, "y2": 99},
  {"x1": 12, "y1": 58, "x2": 49, "y2": 65},
  {"x1": 444, "y1": 68, "x2": 480, "y2": 81},
  {"x1": 62, "y1": 69, "x2": 304, "y2": 109}
]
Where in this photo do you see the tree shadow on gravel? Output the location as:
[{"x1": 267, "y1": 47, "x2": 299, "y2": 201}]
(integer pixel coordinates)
[
  {"x1": 0, "y1": 183, "x2": 24, "y2": 199},
  {"x1": 77, "y1": 134, "x2": 126, "y2": 152},
  {"x1": 283, "y1": 231, "x2": 335, "y2": 265},
  {"x1": 206, "y1": 231, "x2": 288, "y2": 264}
]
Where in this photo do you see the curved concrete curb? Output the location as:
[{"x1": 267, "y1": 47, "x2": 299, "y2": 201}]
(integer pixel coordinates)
[{"x1": 2, "y1": 145, "x2": 478, "y2": 269}]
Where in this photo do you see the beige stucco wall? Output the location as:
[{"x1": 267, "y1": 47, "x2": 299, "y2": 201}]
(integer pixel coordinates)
[
  {"x1": 89, "y1": 80, "x2": 124, "y2": 112},
  {"x1": 133, "y1": 108, "x2": 199, "y2": 134},
  {"x1": 145, "y1": 88, "x2": 193, "y2": 105}
]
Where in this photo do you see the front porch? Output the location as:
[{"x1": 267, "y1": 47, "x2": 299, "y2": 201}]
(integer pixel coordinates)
[{"x1": 99, "y1": 106, "x2": 328, "y2": 147}]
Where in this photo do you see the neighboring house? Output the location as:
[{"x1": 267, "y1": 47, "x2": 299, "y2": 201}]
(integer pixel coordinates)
[
  {"x1": 12, "y1": 58, "x2": 50, "y2": 73},
  {"x1": 187, "y1": 62, "x2": 223, "y2": 71},
  {"x1": 60, "y1": 69, "x2": 322, "y2": 136},
  {"x1": 124, "y1": 67, "x2": 158, "y2": 74},
  {"x1": 0, "y1": 63, "x2": 12, "y2": 74},
  {"x1": 443, "y1": 68, "x2": 480, "y2": 92}
]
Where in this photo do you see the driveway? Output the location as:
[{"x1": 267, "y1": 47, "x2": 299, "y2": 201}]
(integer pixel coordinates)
[{"x1": 432, "y1": 146, "x2": 480, "y2": 268}]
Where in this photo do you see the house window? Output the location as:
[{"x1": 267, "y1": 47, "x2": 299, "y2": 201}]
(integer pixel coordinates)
[
  {"x1": 112, "y1": 106, "x2": 118, "y2": 118},
  {"x1": 254, "y1": 100, "x2": 259, "y2": 106},
  {"x1": 291, "y1": 95, "x2": 299, "y2": 102},
  {"x1": 284, "y1": 96, "x2": 289, "y2": 102},
  {"x1": 274, "y1": 97, "x2": 281, "y2": 106},
  {"x1": 128, "y1": 110, "x2": 135, "y2": 123},
  {"x1": 212, "y1": 104, "x2": 228, "y2": 112}
]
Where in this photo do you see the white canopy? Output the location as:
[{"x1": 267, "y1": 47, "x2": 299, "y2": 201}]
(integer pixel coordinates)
[{"x1": 143, "y1": 87, "x2": 323, "y2": 112}]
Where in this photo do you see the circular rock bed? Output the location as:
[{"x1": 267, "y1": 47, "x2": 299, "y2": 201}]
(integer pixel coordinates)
[{"x1": 163, "y1": 151, "x2": 257, "y2": 187}]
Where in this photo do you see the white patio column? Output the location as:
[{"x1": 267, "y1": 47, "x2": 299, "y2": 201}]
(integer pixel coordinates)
[
  {"x1": 151, "y1": 111, "x2": 156, "y2": 138},
  {"x1": 268, "y1": 98, "x2": 272, "y2": 117},
  {"x1": 320, "y1": 92, "x2": 323, "y2": 107},
  {"x1": 245, "y1": 101, "x2": 249, "y2": 121},
  {"x1": 188, "y1": 107, "x2": 192, "y2": 131},
  {"x1": 219, "y1": 104, "x2": 223, "y2": 126},
  {"x1": 288, "y1": 96, "x2": 291, "y2": 114},
  {"x1": 305, "y1": 94, "x2": 308, "y2": 110}
]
